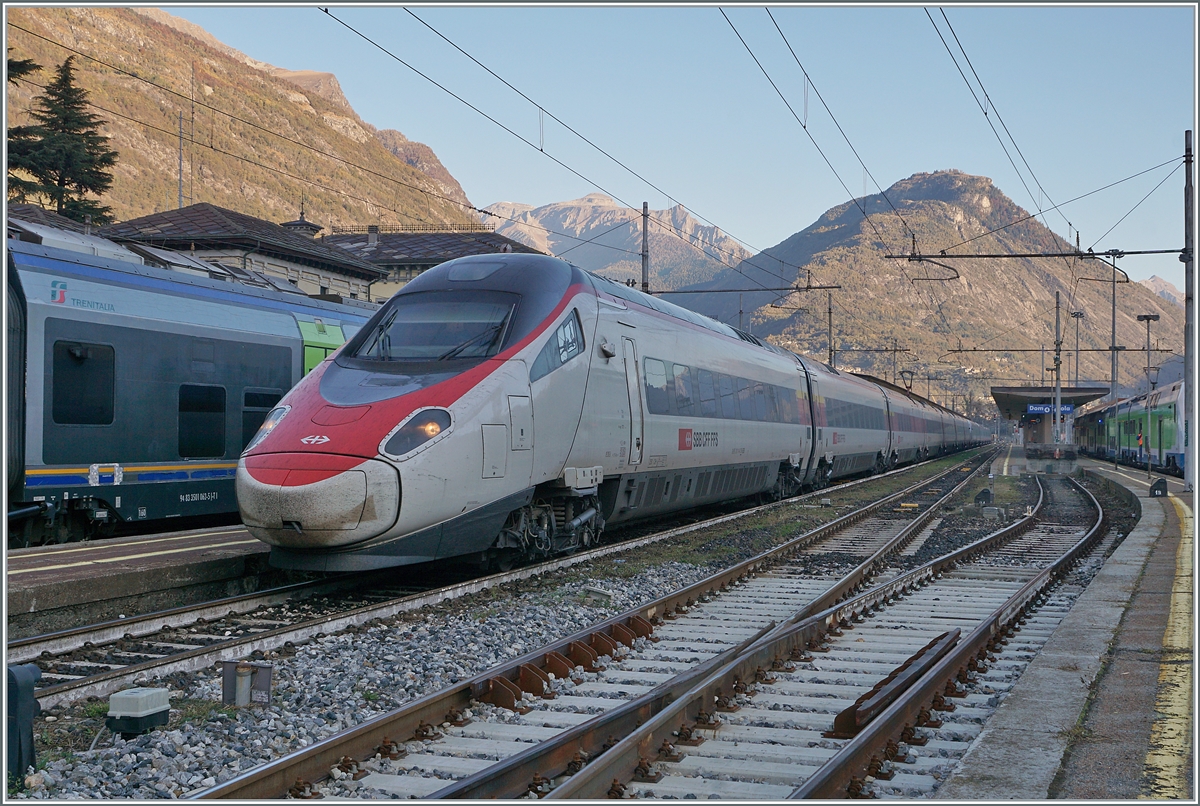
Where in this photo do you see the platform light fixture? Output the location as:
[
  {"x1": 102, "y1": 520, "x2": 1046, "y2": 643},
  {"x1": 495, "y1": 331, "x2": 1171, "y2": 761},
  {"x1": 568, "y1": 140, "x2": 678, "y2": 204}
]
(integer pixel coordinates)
[{"x1": 1137, "y1": 314, "x2": 1160, "y2": 480}]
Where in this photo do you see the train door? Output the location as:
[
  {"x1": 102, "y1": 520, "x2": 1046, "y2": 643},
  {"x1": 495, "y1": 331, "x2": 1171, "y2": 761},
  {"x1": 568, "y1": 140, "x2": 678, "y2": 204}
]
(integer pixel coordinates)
[
  {"x1": 622, "y1": 337, "x2": 643, "y2": 466},
  {"x1": 297, "y1": 318, "x2": 345, "y2": 375}
]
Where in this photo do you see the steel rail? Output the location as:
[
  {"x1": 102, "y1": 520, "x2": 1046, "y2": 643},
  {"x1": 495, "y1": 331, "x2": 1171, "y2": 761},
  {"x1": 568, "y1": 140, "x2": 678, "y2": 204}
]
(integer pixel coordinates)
[
  {"x1": 195, "y1": 451, "x2": 995, "y2": 799},
  {"x1": 18, "y1": 448, "x2": 989, "y2": 698},
  {"x1": 420, "y1": 456, "x2": 993, "y2": 799},
  {"x1": 789, "y1": 475, "x2": 1105, "y2": 798},
  {"x1": 6, "y1": 576, "x2": 378, "y2": 664},
  {"x1": 26, "y1": 450, "x2": 984, "y2": 710},
  {"x1": 544, "y1": 475, "x2": 1050, "y2": 799}
]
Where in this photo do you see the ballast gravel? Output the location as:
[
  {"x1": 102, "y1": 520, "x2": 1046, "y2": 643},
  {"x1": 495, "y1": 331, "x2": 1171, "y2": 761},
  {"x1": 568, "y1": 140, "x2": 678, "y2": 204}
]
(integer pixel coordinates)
[{"x1": 15, "y1": 560, "x2": 715, "y2": 799}]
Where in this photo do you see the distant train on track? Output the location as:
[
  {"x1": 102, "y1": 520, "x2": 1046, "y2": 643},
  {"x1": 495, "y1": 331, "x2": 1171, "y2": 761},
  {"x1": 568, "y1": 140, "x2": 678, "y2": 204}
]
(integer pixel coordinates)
[
  {"x1": 237, "y1": 253, "x2": 984, "y2": 572},
  {"x1": 1073, "y1": 380, "x2": 1186, "y2": 476},
  {"x1": 6, "y1": 236, "x2": 373, "y2": 547}
]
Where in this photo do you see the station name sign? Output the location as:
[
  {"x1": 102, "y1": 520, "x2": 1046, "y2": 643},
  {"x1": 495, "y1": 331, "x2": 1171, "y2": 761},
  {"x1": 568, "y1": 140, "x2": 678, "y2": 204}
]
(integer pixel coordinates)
[{"x1": 1027, "y1": 403, "x2": 1074, "y2": 414}]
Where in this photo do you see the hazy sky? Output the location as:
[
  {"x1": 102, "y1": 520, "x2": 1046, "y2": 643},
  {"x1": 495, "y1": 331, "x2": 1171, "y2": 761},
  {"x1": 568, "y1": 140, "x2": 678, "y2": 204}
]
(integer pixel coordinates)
[{"x1": 169, "y1": 5, "x2": 1197, "y2": 290}]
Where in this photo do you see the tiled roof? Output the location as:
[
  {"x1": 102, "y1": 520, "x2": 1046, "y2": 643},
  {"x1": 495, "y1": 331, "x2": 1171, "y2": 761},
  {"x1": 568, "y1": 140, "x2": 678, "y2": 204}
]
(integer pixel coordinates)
[
  {"x1": 98, "y1": 203, "x2": 385, "y2": 279},
  {"x1": 7, "y1": 204, "x2": 89, "y2": 233},
  {"x1": 324, "y1": 230, "x2": 542, "y2": 266}
]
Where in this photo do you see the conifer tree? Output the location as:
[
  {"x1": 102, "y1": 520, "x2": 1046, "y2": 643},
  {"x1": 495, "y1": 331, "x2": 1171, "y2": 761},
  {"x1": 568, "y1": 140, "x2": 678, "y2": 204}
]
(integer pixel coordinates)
[
  {"x1": 14, "y1": 56, "x2": 118, "y2": 224},
  {"x1": 6, "y1": 50, "x2": 42, "y2": 203}
]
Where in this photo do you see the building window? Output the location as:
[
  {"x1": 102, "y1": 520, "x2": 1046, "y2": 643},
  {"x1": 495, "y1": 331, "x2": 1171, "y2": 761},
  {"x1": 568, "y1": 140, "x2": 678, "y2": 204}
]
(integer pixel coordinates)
[
  {"x1": 52, "y1": 341, "x2": 115, "y2": 425},
  {"x1": 179, "y1": 384, "x2": 226, "y2": 458}
]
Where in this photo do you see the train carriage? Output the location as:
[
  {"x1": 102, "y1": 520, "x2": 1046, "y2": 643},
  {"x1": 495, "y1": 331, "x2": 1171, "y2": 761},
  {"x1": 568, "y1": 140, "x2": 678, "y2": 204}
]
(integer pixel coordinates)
[
  {"x1": 6, "y1": 236, "x2": 373, "y2": 546},
  {"x1": 1075, "y1": 381, "x2": 1185, "y2": 476},
  {"x1": 237, "y1": 253, "x2": 982, "y2": 572}
]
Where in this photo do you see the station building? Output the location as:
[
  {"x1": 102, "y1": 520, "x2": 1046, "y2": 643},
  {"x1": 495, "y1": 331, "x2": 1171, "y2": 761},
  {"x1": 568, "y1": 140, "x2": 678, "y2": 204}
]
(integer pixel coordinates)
[
  {"x1": 990, "y1": 384, "x2": 1110, "y2": 459},
  {"x1": 99, "y1": 203, "x2": 386, "y2": 304}
]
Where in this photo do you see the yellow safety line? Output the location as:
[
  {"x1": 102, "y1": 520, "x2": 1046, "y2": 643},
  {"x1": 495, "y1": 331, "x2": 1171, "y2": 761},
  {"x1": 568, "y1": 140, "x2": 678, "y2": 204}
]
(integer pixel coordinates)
[
  {"x1": 1002, "y1": 445, "x2": 1012, "y2": 476},
  {"x1": 6, "y1": 528, "x2": 245, "y2": 563},
  {"x1": 1139, "y1": 494, "x2": 1194, "y2": 799},
  {"x1": 6, "y1": 539, "x2": 262, "y2": 575}
]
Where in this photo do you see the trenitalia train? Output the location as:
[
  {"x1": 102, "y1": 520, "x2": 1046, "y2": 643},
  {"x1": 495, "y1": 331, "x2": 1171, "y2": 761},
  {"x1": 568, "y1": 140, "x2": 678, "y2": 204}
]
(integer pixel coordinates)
[
  {"x1": 237, "y1": 253, "x2": 984, "y2": 571},
  {"x1": 1074, "y1": 380, "x2": 1186, "y2": 476},
  {"x1": 6, "y1": 234, "x2": 373, "y2": 547}
]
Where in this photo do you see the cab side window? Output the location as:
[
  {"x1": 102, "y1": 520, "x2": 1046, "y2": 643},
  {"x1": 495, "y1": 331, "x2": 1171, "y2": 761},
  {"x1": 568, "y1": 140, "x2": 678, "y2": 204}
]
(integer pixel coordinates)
[{"x1": 530, "y1": 310, "x2": 586, "y2": 382}]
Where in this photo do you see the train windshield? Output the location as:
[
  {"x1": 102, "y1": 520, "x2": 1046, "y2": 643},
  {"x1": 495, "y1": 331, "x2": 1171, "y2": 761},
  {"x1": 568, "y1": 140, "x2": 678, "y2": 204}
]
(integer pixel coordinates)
[{"x1": 353, "y1": 291, "x2": 517, "y2": 362}]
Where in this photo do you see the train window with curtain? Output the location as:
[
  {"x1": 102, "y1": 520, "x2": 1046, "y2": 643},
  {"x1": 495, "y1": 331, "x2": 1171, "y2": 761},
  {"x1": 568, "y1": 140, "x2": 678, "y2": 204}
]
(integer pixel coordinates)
[
  {"x1": 530, "y1": 309, "x2": 585, "y2": 382},
  {"x1": 179, "y1": 384, "x2": 226, "y2": 458},
  {"x1": 672, "y1": 364, "x2": 695, "y2": 416},
  {"x1": 241, "y1": 389, "x2": 283, "y2": 449},
  {"x1": 52, "y1": 341, "x2": 115, "y2": 425},
  {"x1": 644, "y1": 358, "x2": 670, "y2": 414},
  {"x1": 698, "y1": 370, "x2": 718, "y2": 418}
]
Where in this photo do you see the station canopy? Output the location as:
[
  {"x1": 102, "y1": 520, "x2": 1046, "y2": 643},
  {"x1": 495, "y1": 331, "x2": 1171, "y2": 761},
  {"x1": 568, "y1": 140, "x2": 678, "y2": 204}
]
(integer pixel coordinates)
[{"x1": 991, "y1": 386, "x2": 1111, "y2": 423}]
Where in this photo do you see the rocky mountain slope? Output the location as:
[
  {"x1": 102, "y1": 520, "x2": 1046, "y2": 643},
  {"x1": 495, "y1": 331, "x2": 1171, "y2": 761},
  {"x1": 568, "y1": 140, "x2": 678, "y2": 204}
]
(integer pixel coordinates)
[
  {"x1": 483, "y1": 194, "x2": 752, "y2": 290},
  {"x1": 1139, "y1": 275, "x2": 1184, "y2": 308},
  {"x1": 669, "y1": 170, "x2": 1185, "y2": 409},
  {"x1": 6, "y1": 7, "x2": 475, "y2": 228}
]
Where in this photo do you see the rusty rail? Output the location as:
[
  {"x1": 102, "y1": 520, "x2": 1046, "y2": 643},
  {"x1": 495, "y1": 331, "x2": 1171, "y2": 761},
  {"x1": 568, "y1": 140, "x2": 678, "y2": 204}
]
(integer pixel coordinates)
[
  {"x1": 789, "y1": 475, "x2": 1105, "y2": 798},
  {"x1": 197, "y1": 452, "x2": 995, "y2": 798},
  {"x1": 545, "y1": 475, "x2": 1050, "y2": 799}
]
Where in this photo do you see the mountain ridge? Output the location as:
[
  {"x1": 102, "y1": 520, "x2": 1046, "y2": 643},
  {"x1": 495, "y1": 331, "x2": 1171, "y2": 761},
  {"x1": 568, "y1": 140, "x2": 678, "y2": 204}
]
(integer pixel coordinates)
[
  {"x1": 7, "y1": 7, "x2": 475, "y2": 228},
  {"x1": 669, "y1": 170, "x2": 1185, "y2": 404},
  {"x1": 482, "y1": 193, "x2": 753, "y2": 290}
]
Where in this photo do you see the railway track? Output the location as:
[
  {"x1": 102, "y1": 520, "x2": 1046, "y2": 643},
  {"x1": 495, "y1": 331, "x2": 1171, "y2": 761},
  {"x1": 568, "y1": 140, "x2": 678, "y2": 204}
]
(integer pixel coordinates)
[
  {"x1": 190, "y1": 451, "x2": 1005, "y2": 799},
  {"x1": 14, "y1": 450, "x2": 993, "y2": 712}
]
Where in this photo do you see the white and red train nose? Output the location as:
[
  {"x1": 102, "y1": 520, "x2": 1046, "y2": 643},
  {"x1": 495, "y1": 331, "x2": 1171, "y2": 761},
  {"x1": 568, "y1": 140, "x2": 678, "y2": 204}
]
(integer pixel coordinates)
[{"x1": 236, "y1": 453, "x2": 400, "y2": 548}]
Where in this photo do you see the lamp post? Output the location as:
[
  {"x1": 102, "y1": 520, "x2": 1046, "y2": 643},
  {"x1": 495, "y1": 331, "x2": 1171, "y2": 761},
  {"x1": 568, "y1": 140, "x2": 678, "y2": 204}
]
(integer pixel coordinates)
[
  {"x1": 1137, "y1": 314, "x2": 1160, "y2": 480},
  {"x1": 1148, "y1": 364, "x2": 1160, "y2": 473},
  {"x1": 1071, "y1": 311, "x2": 1085, "y2": 385}
]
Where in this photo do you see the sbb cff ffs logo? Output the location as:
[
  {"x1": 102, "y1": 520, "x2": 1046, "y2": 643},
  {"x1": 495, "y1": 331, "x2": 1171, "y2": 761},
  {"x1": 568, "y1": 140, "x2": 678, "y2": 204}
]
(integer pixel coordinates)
[{"x1": 678, "y1": 429, "x2": 718, "y2": 450}]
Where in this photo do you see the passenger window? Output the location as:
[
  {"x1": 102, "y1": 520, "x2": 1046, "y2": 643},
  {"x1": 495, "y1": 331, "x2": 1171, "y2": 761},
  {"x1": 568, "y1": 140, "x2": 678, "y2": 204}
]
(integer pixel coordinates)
[
  {"x1": 530, "y1": 310, "x2": 586, "y2": 382},
  {"x1": 719, "y1": 374, "x2": 738, "y2": 419},
  {"x1": 242, "y1": 389, "x2": 283, "y2": 449},
  {"x1": 52, "y1": 341, "x2": 115, "y2": 425},
  {"x1": 737, "y1": 378, "x2": 755, "y2": 420},
  {"x1": 672, "y1": 364, "x2": 695, "y2": 416},
  {"x1": 179, "y1": 384, "x2": 226, "y2": 458},
  {"x1": 644, "y1": 358, "x2": 670, "y2": 414},
  {"x1": 753, "y1": 383, "x2": 768, "y2": 421},
  {"x1": 698, "y1": 370, "x2": 718, "y2": 418}
]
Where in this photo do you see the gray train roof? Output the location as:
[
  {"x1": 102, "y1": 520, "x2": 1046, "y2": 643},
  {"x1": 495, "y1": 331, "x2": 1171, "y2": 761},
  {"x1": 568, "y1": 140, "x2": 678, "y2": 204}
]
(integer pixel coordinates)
[{"x1": 8, "y1": 239, "x2": 375, "y2": 330}]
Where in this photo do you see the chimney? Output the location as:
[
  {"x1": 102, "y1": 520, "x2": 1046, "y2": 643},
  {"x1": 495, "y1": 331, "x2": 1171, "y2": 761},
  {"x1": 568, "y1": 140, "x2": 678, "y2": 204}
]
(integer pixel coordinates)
[{"x1": 367, "y1": 224, "x2": 379, "y2": 246}]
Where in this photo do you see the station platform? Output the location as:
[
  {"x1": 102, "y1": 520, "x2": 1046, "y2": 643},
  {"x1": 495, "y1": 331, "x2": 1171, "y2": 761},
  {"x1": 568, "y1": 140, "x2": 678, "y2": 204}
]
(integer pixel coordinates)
[
  {"x1": 936, "y1": 455, "x2": 1194, "y2": 799},
  {"x1": 5, "y1": 525, "x2": 286, "y2": 639}
]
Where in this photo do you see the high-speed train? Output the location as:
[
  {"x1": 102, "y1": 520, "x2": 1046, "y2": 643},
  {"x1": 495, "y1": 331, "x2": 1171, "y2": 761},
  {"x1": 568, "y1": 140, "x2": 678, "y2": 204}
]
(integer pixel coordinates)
[{"x1": 237, "y1": 253, "x2": 982, "y2": 571}]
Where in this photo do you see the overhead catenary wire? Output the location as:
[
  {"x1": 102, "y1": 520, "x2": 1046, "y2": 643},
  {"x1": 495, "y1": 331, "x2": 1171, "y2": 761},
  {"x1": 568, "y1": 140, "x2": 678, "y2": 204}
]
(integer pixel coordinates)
[
  {"x1": 402, "y1": 7, "x2": 815, "y2": 282},
  {"x1": 320, "y1": 7, "x2": 806, "y2": 296},
  {"x1": 5, "y1": 22, "x2": 648, "y2": 260},
  {"x1": 720, "y1": 8, "x2": 965, "y2": 344},
  {"x1": 764, "y1": 7, "x2": 914, "y2": 245}
]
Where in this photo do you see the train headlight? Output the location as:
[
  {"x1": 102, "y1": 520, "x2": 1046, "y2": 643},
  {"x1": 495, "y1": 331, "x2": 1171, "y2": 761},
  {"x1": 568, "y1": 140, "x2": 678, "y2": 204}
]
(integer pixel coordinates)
[
  {"x1": 243, "y1": 406, "x2": 290, "y2": 454},
  {"x1": 381, "y1": 409, "x2": 452, "y2": 458}
]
